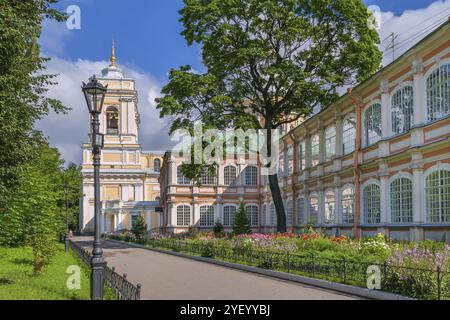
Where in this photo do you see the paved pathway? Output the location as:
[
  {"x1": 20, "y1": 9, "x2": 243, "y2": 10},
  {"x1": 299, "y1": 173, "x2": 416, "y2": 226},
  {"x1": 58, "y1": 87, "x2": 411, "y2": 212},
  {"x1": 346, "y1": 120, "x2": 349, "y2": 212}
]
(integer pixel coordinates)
[{"x1": 73, "y1": 236, "x2": 360, "y2": 300}]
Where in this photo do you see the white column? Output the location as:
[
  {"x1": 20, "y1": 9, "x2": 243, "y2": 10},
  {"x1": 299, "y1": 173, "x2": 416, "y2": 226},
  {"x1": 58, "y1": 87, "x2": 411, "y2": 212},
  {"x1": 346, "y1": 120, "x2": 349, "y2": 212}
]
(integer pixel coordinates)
[
  {"x1": 215, "y1": 201, "x2": 222, "y2": 223},
  {"x1": 412, "y1": 59, "x2": 425, "y2": 126},
  {"x1": 169, "y1": 203, "x2": 176, "y2": 227},
  {"x1": 170, "y1": 160, "x2": 177, "y2": 185},
  {"x1": 192, "y1": 201, "x2": 199, "y2": 226},
  {"x1": 335, "y1": 115, "x2": 343, "y2": 157},
  {"x1": 318, "y1": 128, "x2": 325, "y2": 164},
  {"x1": 304, "y1": 135, "x2": 311, "y2": 169},
  {"x1": 412, "y1": 163, "x2": 424, "y2": 223},
  {"x1": 380, "y1": 80, "x2": 390, "y2": 139},
  {"x1": 334, "y1": 178, "x2": 341, "y2": 225},
  {"x1": 379, "y1": 171, "x2": 390, "y2": 224},
  {"x1": 317, "y1": 188, "x2": 324, "y2": 226}
]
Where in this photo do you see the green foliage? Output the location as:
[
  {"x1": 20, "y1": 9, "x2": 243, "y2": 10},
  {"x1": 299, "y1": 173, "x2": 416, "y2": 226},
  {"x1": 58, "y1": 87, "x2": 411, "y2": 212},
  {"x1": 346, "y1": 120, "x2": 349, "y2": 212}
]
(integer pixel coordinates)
[
  {"x1": 157, "y1": 0, "x2": 382, "y2": 232},
  {"x1": 0, "y1": 0, "x2": 67, "y2": 207},
  {"x1": 0, "y1": 1, "x2": 79, "y2": 274},
  {"x1": 201, "y1": 241, "x2": 215, "y2": 258},
  {"x1": 131, "y1": 215, "x2": 147, "y2": 243},
  {"x1": 232, "y1": 202, "x2": 251, "y2": 235},
  {"x1": 213, "y1": 219, "x2": 225, "y2": 236},
  {"x1": 0, "y1": 245, "x2": 117, "y2": 300}
]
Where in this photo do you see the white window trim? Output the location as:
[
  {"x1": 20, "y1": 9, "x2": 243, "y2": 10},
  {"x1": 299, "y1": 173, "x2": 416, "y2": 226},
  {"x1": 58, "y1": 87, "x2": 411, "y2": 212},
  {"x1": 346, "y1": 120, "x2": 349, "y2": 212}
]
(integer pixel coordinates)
[
  {"x1": 390, "y1": 81, "x2": 415, "y2": 137},
  {"x1": 423, "y1": 59, "x2": 450, "y2": 123},
  {"x1": 424, "y1": 163, "x2": 450, "y2": 223},
  {"x1": 309, "y1": 192, "x2": 320, "y2": 226},
  {"x1": 199, "y1": 204, "x2": 215, "y2": 227},
  {"x1": 296, "y1": 195, "x2": 306, "y2": 226},
  {"x1": 388, "y1": 172, "x2": 413, "y2": 224},
  {"x1": 324, "y1": 125, "x2": 336, "y2": 161},
  {"x1": 222, "y1": 203, "x2": 238, "y2": 227},
  {"x1": 361, "y1": 179, "x2": 381, "y2": 225},
  {"x1": 175, "y1": 204, "x2": 191, "y2": 227},
  {"x1": 341, "y1": 184, "x2": 355, "y2": 225},
  {"x1": 245, "y1": 204, "x2": 259, "y2": 227},
  {"x1": 342, "y1": 113, "x2": 357, "y2": 155},
  {"x1": 363, "y1": 100, "x2": 382, "y2": 147}
]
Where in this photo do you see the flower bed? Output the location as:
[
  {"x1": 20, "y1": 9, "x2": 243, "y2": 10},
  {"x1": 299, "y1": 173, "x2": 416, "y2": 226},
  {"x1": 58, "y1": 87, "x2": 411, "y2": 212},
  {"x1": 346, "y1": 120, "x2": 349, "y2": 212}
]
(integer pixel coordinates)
[{"x1": 105, "y1": 231, "x2": 450, "y2": 300}]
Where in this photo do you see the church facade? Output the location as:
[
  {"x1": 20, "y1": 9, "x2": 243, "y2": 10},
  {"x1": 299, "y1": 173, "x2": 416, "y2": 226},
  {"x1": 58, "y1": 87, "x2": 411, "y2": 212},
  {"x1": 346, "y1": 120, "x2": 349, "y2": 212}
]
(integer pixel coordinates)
[{"x1": 79, "y1": 45, "x2": 163, "y2": 234}]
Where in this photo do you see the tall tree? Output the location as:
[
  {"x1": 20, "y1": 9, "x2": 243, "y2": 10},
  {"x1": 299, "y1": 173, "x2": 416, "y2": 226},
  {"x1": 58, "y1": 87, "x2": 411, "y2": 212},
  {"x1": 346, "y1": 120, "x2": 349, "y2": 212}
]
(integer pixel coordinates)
[
  {"x1": 157, "y1": 0, "x2": 382, "y2": 232},
  {"x1": 0, "y1": 0, "x2": 66, "y2": 209}
]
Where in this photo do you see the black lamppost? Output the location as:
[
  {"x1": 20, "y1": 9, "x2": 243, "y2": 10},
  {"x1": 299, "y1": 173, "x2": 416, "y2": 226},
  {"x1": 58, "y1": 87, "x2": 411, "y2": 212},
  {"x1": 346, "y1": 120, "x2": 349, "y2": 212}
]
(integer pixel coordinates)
[
  {"x1": 64, "y1": 182, "x2": 69, "y2": 253},
  {"x1": 82, "y1": 75, "x2": 107, "y2": 300}
]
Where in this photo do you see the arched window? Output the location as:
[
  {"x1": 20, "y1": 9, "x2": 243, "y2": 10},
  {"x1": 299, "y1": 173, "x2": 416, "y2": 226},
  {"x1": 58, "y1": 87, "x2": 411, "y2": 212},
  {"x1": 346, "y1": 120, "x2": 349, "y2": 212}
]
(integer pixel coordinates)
[
  {"x1": 390, "y1": 177, "x2": 413, "y2": 223},
  {"x1": 296, "y1": 197, "x2": 305, "y2": 226},
  {"x1": 391, "y1": 86, "x2": 414, "y2": 135},
  {"x1": 427, "y1": 63, "x2": 450, "y2": 122},
  {"x1": 244, "y1": 166, "x2": 258, "y2": 186},
  {"x1": 199, "y1": 205, "x2": 215, "y2": 227},
  {"x1": 298, "y1": 140, "x2": 306, "y2": 171},
  {"x1": 224, "y1": 165, "x2": 237, "y2": 186},
  {"x1": 106, "y1": 106, "x2": 119, "y2": 134},
  {"x1": 365, "y1": 103, "x2": 382, "y2": 146},
  {"x1": 343, "y1": 116, "x2": 356, "y2": 154},
  {"x1": 176, "y1": 205, "x2": 191, "y2": 226},
  {"x1": 309, "y1": 194, "x2": 319, "y2": 225},
  {"x1": 153, "y1": 158, "x2": 161, "y2": 173},
  {"x1": 324, "y1": 191, "x2": 335, "y2": 225},
  {"x1": 223, "y1": 205, "x2": 237, "y2": 226},
  {"x1": 286, "y1": 200, "x2": 293, "y2": 227},
  {"x1": 246, "y1": 205, "x2": 259, "y2": 227},
  {"x1": 311, "y1": 134, "x2": 320, "y2": 167},
  {"x1": 278, "y1": 153, "x2": 285, "y2": 177},
  {"x1": 177, "y1": 165, "x2": 191, "y2": 185},
  {"x1": 269, "y1": 203, "x2": 277, "y2": 226},
  {"x1": 341, "y1": 186, "x2": 355, "y2": 224},
  {"x1": 363, "y1": 184, "x2": 381, "y2": 224},
  {"x1": 426, "y1": 169, "x2": 450, "y2": 223},
  {"x1": 201, "y1": 167, "x2": 216, "y2": 185},
  {"x1": 325, "y1": 126, "x2": 336, "y2": 161},
  {"x1": 261, "y1": 204, "x2": 267, "y2": 226},
  {"x1": 287, "y1": 146, "x2": 294, "y2": 175}
]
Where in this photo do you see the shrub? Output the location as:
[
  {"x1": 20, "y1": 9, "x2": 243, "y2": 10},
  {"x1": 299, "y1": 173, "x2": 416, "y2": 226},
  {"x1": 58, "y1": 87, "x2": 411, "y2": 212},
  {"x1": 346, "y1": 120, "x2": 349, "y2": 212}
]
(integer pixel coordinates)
[
  {"x1": 232, "y1": 202, "x2": 251, "y2": 235},
  {"x1": 201, "y1": 241, "x2": 215, "y2": 258},
  {"x1": 213, "y1": 220, "x2": 224, "y2": 237},
  {"x1": 131, "y1": 215, "x2": 147, "y2": 243},
  {"x1": 32, "y1": 234, "x2": 56, "y2": 275}
]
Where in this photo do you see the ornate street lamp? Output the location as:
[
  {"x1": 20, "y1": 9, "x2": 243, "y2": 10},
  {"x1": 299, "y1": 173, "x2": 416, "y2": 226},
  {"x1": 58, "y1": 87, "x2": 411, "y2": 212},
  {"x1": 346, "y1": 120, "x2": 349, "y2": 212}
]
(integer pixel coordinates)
[
  {"x1": 82, "y1": 75, "x2": 108, "y2": 300},
  {"x1": 64, "y1": 182, "x2": 69, "y2": 253}
]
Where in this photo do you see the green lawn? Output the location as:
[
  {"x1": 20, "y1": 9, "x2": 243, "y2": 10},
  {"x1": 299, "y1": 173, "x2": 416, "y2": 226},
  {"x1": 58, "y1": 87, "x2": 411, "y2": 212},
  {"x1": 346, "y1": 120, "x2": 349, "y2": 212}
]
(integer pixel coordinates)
[{"x1": 0, "y1": 245, "x2": 115, "y2": 300}]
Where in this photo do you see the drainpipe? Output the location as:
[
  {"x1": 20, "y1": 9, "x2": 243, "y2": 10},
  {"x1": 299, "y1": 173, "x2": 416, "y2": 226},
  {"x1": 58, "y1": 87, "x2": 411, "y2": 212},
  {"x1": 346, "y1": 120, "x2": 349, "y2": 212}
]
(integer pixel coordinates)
[
  {"x1": 289, "y1": 132, "x2": 297, "y2": 233},
  {"x1": 347, "y1": 88, "x2": 363, "y2": 239}
]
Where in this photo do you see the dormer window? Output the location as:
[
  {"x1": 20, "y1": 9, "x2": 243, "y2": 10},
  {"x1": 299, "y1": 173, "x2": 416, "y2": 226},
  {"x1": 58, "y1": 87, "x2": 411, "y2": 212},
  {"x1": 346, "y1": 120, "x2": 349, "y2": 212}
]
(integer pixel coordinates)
[{"x1": 106, "y1": 106, "x2": 119, "y2": 134}]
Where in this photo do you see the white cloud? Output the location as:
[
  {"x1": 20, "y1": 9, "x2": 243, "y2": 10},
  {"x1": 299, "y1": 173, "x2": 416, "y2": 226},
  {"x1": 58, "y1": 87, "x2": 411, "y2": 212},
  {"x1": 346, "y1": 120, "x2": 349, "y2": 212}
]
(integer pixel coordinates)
[
  {"x1": 36, "y1": 57, "x2": 173, "y2": 165},
  {"x1": 377, "y1": 0, "x2": 450, "y2": 66}
]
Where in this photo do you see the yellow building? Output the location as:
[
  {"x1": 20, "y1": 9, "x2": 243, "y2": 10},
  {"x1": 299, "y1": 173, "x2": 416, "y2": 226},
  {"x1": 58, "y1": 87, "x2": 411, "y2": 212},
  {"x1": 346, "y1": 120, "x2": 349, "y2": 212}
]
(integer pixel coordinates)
[{"x1": 80, "y1": 44, "x2": 163, "y2": 234}]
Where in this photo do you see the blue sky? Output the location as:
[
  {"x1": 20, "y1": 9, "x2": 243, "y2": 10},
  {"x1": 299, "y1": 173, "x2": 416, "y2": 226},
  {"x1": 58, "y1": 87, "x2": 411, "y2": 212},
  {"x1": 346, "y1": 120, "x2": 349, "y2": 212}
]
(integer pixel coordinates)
[
  {"x1": 38, "y1": 0, "x2": 450, "y2": 165},
  {"x1": 47, "y1": 0, "x2": 441, "y2": 80}
]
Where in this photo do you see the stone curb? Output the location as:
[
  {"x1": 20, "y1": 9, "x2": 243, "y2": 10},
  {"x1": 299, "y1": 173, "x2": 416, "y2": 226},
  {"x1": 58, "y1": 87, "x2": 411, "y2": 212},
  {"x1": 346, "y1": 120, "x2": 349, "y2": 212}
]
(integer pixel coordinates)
[{"x1": 106, "y1": 239, "x2": 415, "y2": 301}]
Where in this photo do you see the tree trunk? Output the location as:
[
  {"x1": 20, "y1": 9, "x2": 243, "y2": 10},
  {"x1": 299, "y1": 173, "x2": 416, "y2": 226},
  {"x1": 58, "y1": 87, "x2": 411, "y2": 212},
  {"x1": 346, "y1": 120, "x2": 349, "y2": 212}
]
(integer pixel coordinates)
[
  {"x1": 266, "y1": 125, "x2": 287, "y2": 233},
  {"x1": 268, "y1": 174, "x2": 287, "y2": 233}
]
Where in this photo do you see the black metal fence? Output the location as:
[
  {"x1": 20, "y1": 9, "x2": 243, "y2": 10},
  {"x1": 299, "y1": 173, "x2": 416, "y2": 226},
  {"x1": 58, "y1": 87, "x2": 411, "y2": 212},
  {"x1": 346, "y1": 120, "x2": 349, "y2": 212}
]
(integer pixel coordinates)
[
  {"x1": 144, "y1": 238, "x2": 450, "y2": 300},
  {"x1": 68, "y1": 240, "x2": 141, "y2": 300}
]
